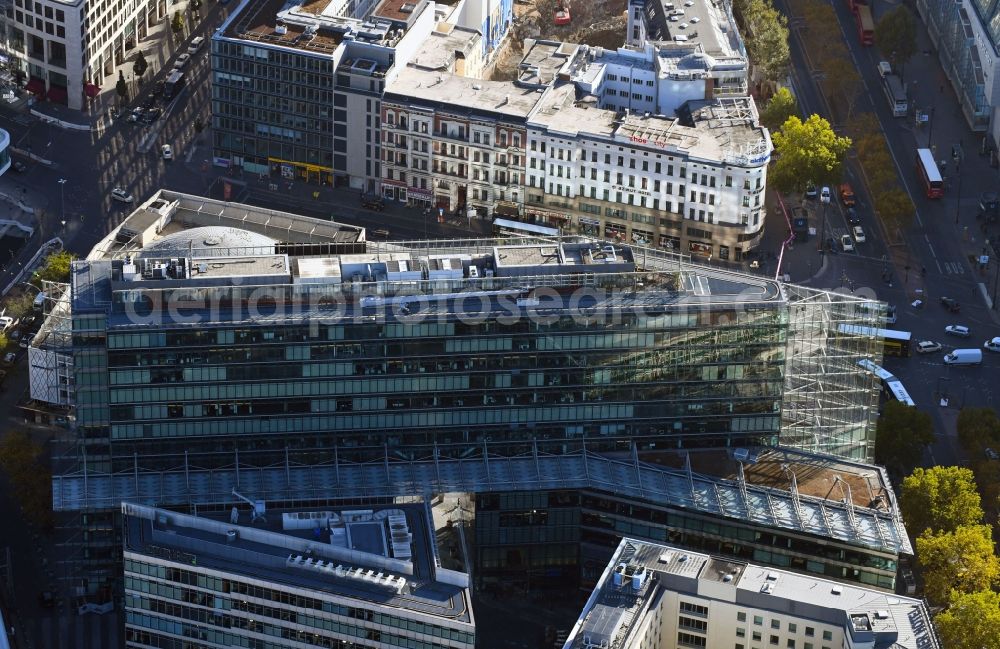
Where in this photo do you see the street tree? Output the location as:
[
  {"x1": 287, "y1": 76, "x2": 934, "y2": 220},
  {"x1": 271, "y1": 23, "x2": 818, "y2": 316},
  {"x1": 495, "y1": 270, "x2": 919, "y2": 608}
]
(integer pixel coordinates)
[
  {"x1": 769, "y1": 114, "x2": 851, "y2": 192},
  {"x1": 862, "y1": 146, "x2": 897, "y2": 193},
  {"x1": 0, "y1": 332, "x2": 7, "y2": 349},
  {"x1": 916, "y1": 525, "x2": 1000, "y2": 606},
  {"x1": 171, "y1": 11, "x2": 185, "y2": 36},
  {"x1": 800, "y1": 1, "x2": 842, "y2": 64},
  {"x1": 936, "y1": 590, "x2": 1000, "y2": 649},
  {"x1": 823, "y1": 55, "x2": 863, "y2": 120},
  {"x1": 133, "y1": 50, "x2": 148, "y2": 81},
  {"x1": 957, "y1": 407, "x2": 1000, "y2": 451},
  {"x1": 742, "y1": 0, "x2": 790, "y2": 83},
  {"x1": 34, "y1": 250, "x2": 75, "y2": 283},
  {"x1": 759, "y1": 87, "x2": 798, "y2": 131},
  {"x1": 116, "y1": 71, "x2": 128, "y2": 102},
  {"x1": 873, "y1": 401, "x2": 933, "y2": 477},
  {"x1": 901, "y1": 466, "x2": 983, "y2": 536},
  {"x1": 874, "y1": 188, "x2": 914, "y2": 232},
  {"x1": 2, "y1": 290, "x2": 36, "y2": 320},
  {"x1": 0, "y1": 430, "x2": 52, "y2": 530},
  {"x1": 875, "y1": 6, "x2": 918, "y2": 78}
]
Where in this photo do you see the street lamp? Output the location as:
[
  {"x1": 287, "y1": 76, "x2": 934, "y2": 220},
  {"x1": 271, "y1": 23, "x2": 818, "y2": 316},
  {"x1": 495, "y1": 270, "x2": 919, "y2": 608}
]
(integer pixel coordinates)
[
  {"x1": 953, "y1": 145, "x2": 963, "y2": 224},
  {"x1": 57, "y1": 178, "x2": 67, "y2": 223}
]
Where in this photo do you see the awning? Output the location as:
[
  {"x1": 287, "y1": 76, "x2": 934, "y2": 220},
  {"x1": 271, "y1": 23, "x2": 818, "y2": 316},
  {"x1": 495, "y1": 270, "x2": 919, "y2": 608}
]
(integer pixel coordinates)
[
  {"x1": 579, "y1": 217, "x2": 601, "y2": 226},
  {"x1": 84, "y1": 83, "x2": 100, "y2": 98},
  {"x1": 493, "y1": 217, "x2": 560, "y2": 236},
  {"x1": 25, "y1": 78, "x2": 45, "y2": 95},
  {"x1": 46, "y1": 85, "x2": 67, "y2": 103}
]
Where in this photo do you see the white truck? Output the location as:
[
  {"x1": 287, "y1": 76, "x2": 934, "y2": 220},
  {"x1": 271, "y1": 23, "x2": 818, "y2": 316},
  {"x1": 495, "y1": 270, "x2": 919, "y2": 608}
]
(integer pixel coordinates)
[{"x1": 943, "y1": 349, "x2": 983, "y2": 365}]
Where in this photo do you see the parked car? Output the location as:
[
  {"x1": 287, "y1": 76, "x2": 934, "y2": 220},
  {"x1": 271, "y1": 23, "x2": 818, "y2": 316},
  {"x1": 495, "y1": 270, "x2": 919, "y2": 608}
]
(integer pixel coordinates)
[
  {"x1": 825, "y1": 237, "x2": 837, "y2": 253},
  {"x1": 161, "y1": 144, "x2": 173, "y2": 160},
  {"x1": 820, "y1": 186, "x2": 831, "y2": 203},
  {"x1": 152, "y1": 80, "x2": 165, "y2": 98},
  {"x1": 852, "y1": 226, "x2": 866, "y2": 243},
  {"x1": 141, "y1": 95, "x2": 157, "y2": 109},
  {"x1": 846, "y1": 207, "x2": 860, "y2": 225},
  {"x1": 360, "y1": 196, "x2": 384, "y2": 211},
  {"x1": 916, "y1": 341, "x2": 942, "y2": 354},
  {"x1": 173, "y1": 53, "x2": 191, "y2": 69},
  {"x1": 187, "y1": 36, "x2": 205, "y2": 55},
  {"x1": 984, "y1": 336, "x2": 1000, "y2": 352},
  {"x1": 877, "y1": 61, "x2": 892, "y2": 78},
  {"x1": 111, "y1": 188, "x2": 134, "y2": 203},
  {"x1": 839, "y1": 183, "x2": 856, "y2": 207},
  {"x1": 127, "y1": 107, "x2": 145, "y2": 123},
  {"x1": 804, "y1": 181, "x2": 817, "y2": 199},
  {"x1": 944, "y1": 348, "x2": 982, "y2": 365},
  {"x1": 142, "y1": 108, "x2": 162, "y2": 124},
  {"x1": 840, "y1": 234, "x2": 854, "y2": 252},
  {"x1": 940, "y1": 296, "x2": 961, "y2": 312},
  {"x1": 945, "y1": 325, "x2": 971, "y2": 337}
]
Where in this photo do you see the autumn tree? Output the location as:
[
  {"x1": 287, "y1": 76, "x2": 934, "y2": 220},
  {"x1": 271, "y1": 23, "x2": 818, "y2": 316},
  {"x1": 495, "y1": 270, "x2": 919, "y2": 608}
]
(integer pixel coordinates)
[
  {"x1": 874, "y1": 188, "x2": 914, "y2": 232},
  {"x1": 171, "y1": 11, "x2": 185, "y2": 36},
  {"x1": 0, "y1": 331, "x2": 7, "y2": 350},
  {"x1": 0, "y1": 431, "x2": 53, "y2": 531},
  {"x1": 875, "y1": 6, "x2": 918, "y2": 79},
  {"x1": 936, "y1": 590, "x2": 1000, "y2": 649},
  {"x1": 873, "y1": 402, "x2": 933, "y2": 478},
  {"x1": 823, "y1": 56, "x2": 863, "y2": 120},
  {"x1": 1, "y1": 289, "x2": 36, "y2": 320},
  {"x1": 901, "y1": 466, "x2": 983, "y2": 536},
  {"x1": 34, "y1": 250, "x2": 75, "y2": 283},
  {"x1": 759, "y1": 87, "x2": 798, "y2": 131},
  {"x1": 916, "y1": 525, "x2": 1000, "y2": 606},
  {"x1": 957, "y1": 407, "x2": 1000, "y2": 452},
  {"x1": 770, "y1": 114, "x2": 852, "y2": 192},
  {"x1": 799, "y1": 0, "x2": 841, "y2": 64}
]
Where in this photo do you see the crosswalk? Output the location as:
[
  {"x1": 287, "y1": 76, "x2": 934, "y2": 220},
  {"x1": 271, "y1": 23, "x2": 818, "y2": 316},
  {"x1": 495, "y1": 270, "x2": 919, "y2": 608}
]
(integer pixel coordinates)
[{"x1": 941, "y1": 261, "x2": 966, "y2": 274}]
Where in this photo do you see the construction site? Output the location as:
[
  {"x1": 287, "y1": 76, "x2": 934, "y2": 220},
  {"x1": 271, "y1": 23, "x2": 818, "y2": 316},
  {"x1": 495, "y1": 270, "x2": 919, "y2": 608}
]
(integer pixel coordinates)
[{"x1": 494, "y1": 0, "x2": 629, "y2": 80}]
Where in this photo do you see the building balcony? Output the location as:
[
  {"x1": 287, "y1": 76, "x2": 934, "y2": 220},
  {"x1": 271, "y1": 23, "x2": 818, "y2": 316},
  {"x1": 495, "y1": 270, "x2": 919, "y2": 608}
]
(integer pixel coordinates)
[{"x1": 434, "y1": 130, "x2": 468, "y2": 142}]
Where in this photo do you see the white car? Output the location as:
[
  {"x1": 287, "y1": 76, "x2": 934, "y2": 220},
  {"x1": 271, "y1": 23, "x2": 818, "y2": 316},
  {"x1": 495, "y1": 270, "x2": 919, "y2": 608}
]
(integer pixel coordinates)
[
  {"x1": 111, "y1": 187, "x2": 134, "y2": 203},
  {"x1": 916, "y1": 341, "x2": 942, "y2": 354},
  {"x1": 161, "y1": 144, "x2": 173, "y2": 160},
  {"x1": 840, "y1": 234, "x2": 854, "y2": 252},
  {"x1": 945, "y1": 325, "x2": 971, "y2": 337},
  {"x1": 985, "y1": 337, "x2": 1000, "y2": 352},
  {"x1": 852, "y1": 226, "x2": 866, "y2": 243},
  {"x1": 173, "y1": 53, "x2": 191, "y2": 69},
  {"x1": 820, "y1": 186, "x2": 831, "y2": 203}
]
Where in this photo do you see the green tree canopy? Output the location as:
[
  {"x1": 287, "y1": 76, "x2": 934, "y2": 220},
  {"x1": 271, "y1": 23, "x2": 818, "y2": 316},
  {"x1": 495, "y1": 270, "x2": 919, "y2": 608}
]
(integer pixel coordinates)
[
  {"x1": 759, "y1": 87, "x2": 798, "y2": 131},
  {"x1": 957, "y1": 408, "x2": 1000, "y2": 451},
  {"x1": 742, "y1": 0, "x2": 790, "y2": 83},
  {"x1": 873, "y1": 401, "x2": 934, "y2": 477},
  {"x1": 2, "y1": 290, "x2": 36, "y2": 320},
  {"x1": 936, "y1": 590, "x2": 1000, "y2": 649},
  {"x1": 0, "y1": 331, "x2": 7, "y2": 350},
  {"x1": 770, "y1": 114, "x2": 851, "y2": 192},
  {"x1": 133, "y1": 50, "x2": 148, "y2": 80},
  {"x1": 34, "y1": 250, "x2": 75, "y2": 284},
  {"x1": 916, "y1": 525, "x2": 1000, "y2": 606},
  {"x1": 901, "y1": 466, "x2": 983, "y2": 535},
  {"x1": 875, "y1": 6, "x2": 918, "y2": 76}
]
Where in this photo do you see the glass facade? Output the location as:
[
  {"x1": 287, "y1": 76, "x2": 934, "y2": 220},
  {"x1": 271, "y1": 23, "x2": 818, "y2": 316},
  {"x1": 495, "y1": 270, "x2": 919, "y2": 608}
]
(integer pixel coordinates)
[
  {"x1": 123, "y1": 558, "x2": 475, "y2": 649},
  {"x1": 475, "y1": 489, "x2": 899, "y2": 593}
]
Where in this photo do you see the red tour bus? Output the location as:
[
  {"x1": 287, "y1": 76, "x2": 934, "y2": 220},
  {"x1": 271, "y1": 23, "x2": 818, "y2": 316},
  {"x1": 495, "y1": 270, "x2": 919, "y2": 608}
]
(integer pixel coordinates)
[
  {"x1": 855, "y1": 5, "x2": 875, "y2": 45},
  {"x1": 916, "y1": 148, "x2": 944, "y2": 198}
]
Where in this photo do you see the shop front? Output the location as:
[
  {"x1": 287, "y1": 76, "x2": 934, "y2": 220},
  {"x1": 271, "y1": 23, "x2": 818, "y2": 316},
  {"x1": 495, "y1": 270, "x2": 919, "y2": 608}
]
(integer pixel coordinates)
[
  {"x1": 579, "y1": 217, "x2": 601, "y2": 237},
  {"x1": 407, "y1": 186, "x2": 433, "y2": 207},
  {"x1": 659, "y1": 234, "x2": 680, "y2": 252},
  {"x1": 268, "y1": 158, "x2": 332, "y2": 185},
  {"x1": 631, "y1": 228, "x2": 654, "y2": 246},
  {"x1": 605, "y1": 222, "x2": 627, "y2": 241},
  {"x1": 689, "y1": 241, "x2": 713, "y2": 259}
]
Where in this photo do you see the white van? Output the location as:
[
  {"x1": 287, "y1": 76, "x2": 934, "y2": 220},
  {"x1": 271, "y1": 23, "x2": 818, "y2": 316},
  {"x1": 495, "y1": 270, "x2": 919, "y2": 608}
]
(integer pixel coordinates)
[
  {"x1": 943, "y1": 348, "x2": 983, "y2": 365},
  {"x1": 187, "y1": 36, "x2": 205, "y2": 55}
]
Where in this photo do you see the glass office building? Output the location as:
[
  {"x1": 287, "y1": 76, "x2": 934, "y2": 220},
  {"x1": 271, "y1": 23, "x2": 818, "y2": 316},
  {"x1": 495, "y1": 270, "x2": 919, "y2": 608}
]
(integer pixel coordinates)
[{"x1": 48, "y1": 190, "x2": 889, "y2": 594}]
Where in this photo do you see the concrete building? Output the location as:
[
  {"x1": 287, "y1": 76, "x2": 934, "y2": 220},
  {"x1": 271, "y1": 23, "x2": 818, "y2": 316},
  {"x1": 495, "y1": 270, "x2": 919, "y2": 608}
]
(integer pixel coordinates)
[
  {"x1": 211, "y1": 0, "x2": 513, "y2": 189},
  {"x1": 123, "y1": 501, "x2": 474, "y2": 649},
  {"x1": 564, "y1": 538, "x2": 939, "y2": 649},
  {"x1": 38, "y1": 189, "x2": 900, "y2": 594},
  {"x1": 1, "y1": 0, "x2": 159, "y2": 109}
]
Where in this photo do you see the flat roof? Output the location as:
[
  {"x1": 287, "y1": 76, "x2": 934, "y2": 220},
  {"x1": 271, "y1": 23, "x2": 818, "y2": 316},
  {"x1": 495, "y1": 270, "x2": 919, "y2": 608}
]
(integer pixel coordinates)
[
  {"x1": 385, "y1": 67, "x2": 545, "y2": 118},
  {"x1": 410, "y1": 23, "x2": 481, "y2": 71},
  {"x1": 637, "y1": 0, "x2": 744, "y2": 59},
  {"x1": 565, "y1": 538, "x2": 939, "y2": 649},
  {"x1": 518, "y1": 39, "x2": 578, "y2": 85},
  {"x1": 225, "y1": 0, "x2": 345, "y2": 55},
  {"x1": 123, "y1": 502, "x2": 473, "y2": 625}
]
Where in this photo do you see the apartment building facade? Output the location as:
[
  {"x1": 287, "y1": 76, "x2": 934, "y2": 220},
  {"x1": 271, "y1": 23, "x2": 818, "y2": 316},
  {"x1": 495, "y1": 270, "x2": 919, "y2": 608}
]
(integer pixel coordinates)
[
  {"x1": 1, "y1": 0, "x2": 157, "y2": 108},
  {"x1": 381, "y1": 68, "x2": 531, "y2": 216}
]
